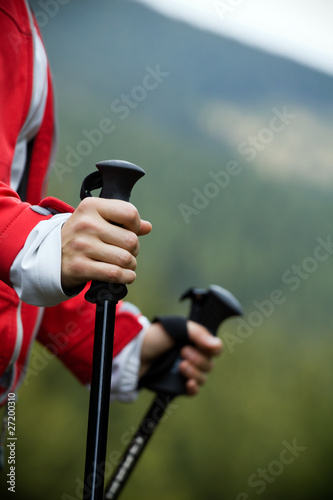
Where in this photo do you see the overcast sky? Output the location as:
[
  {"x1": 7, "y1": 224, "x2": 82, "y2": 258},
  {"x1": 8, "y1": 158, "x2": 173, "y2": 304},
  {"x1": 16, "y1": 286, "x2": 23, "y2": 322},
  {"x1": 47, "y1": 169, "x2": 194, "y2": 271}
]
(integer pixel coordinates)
[{"x1": 134, "y1": 0, "x2": 333, "y2": 77}]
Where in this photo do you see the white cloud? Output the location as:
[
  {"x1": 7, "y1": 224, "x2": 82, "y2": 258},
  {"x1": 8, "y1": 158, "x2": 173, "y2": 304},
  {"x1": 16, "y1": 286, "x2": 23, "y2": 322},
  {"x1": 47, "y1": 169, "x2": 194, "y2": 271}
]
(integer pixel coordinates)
[{"x1": 134, "y1": 0, "x2": 333, "y2": 76}]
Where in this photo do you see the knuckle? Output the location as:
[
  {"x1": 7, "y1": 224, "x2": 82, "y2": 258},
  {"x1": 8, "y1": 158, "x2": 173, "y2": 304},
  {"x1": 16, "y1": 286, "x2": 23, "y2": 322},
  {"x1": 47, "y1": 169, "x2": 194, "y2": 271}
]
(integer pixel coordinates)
[
  {"x1": 105, "y1": 266, "x2": 136, "y2": 284},
  {"x1": 125, "y1": 232, "x2": 139, "y2": 252},
  {"x1": 68, "y1": 257, "x2": 88, "y2": 280},
  {"x1": 77, "y1": 196, "x2": 96, "y2": 213},
  {"x1": 71, "y1": 214, "x2": 95, "y2": 235},
  {"x1": 124, "y1": 203, "x2": 139, "y2": 223},
  {"x1": 126, "y1": 271, "x2": 136, "y2": 284},
  {"x1": 71, "y1": 236, "x2": 87, "y2": 251},
  {"x1": 68, "y1": 235, "x2": 91, "y2": 255},
  {"x1": 106, "y1": 266, "x2": 122, "y2": 283},
  {"x1": 119, "y1": 251, "x2": 136, "y2": 269}
]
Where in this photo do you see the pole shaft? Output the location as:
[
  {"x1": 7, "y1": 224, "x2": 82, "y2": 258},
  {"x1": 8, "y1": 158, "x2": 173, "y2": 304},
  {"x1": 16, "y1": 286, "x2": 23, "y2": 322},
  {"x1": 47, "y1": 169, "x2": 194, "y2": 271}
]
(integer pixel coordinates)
[
  {"x1": 83, "y1": 300, "x2": 117, "y2": 500},
  {"x1": 104, "y1": 393, "x2": 173, "y2": 499}
]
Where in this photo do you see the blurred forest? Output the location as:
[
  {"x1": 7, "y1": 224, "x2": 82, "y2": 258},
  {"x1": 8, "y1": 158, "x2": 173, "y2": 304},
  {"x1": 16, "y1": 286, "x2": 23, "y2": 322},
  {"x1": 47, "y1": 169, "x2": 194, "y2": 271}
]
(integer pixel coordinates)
[{"x1": 1, "y1": 0, "x2": 333, "y2": 499}]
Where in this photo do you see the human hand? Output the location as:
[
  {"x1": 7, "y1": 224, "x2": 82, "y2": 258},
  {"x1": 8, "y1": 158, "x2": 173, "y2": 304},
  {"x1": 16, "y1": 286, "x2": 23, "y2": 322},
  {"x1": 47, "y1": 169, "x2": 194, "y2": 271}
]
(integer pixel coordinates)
[
  {"x1": 140, "y1": 320, "x2": 223, "y2": 396},
  {"x1": 60, "y1": 197, "x2": 152, "y2": 290}
]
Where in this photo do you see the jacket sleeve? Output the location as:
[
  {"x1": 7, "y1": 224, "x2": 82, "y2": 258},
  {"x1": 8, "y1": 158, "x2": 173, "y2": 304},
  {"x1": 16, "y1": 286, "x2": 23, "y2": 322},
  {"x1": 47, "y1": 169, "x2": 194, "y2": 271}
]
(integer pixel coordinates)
[
  {"x1": 0, "y1": 188, "x2": 79, "y2": 307},
  {"x1": 0, "y1": 8, "x2": 61, "y2": 291},
  {"x1": 0, "y1": 4, "x2": 33, "y2": 178},
  {"x1": 0, "y1": 184, "x2": 54, "y2": 285},
  {"x1": 36, "y1": 290, "x2": 150, "y2": 401}
]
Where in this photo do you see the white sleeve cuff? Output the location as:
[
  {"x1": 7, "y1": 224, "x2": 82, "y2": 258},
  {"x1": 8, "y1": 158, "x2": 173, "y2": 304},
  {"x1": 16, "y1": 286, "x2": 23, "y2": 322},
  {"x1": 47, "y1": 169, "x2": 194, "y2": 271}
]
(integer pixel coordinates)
[
  {"x1": 10, "y1": 212, "x2": 73, "y2": 306},
  {"x1": 110, "y1": 315, "x2": 150, "y2": 403}
]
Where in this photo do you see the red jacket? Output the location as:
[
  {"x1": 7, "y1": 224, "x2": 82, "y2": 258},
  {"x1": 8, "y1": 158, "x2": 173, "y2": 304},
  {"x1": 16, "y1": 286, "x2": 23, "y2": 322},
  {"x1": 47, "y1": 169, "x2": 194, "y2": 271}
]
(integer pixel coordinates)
[{"x1": 0, "y1": 0, "x2": 144, "y2": 403}]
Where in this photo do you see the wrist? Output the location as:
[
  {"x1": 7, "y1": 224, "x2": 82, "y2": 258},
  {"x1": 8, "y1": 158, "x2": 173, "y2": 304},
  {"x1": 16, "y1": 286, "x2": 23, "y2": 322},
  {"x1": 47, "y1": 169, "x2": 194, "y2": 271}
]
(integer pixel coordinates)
[{"x1": 139, "y1": 322, "x2": 175, "y2": 376}]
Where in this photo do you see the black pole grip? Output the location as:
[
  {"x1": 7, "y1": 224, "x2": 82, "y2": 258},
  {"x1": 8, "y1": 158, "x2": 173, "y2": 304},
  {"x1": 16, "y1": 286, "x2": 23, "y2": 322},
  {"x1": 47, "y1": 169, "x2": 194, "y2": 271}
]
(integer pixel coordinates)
[
  {"x1": 138, "y1": 285, "x2": 243, "y2": 396},
  {"x1": 181, "y1": 285, "x2": 243, "y2": 335},
  {"x1": 80, "y1": 160, "x2": 145, "y2": 303},
  {"x1": 81, "y1": 160, "x2": 145, "y2": 202}
]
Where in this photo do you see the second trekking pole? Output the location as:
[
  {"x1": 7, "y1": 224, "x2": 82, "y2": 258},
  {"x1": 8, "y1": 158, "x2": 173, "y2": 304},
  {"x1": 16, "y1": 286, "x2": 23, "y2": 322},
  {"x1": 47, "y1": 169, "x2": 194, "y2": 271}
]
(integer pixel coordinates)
[{"x1": 104, "y1": 284, "x2": 243, "y2": 499}]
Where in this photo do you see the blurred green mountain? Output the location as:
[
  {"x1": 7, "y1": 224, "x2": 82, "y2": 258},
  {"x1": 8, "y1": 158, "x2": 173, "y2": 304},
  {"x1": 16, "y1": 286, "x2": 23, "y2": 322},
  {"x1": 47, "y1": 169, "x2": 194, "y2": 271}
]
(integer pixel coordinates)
[{"x1": 1, "y1": 1, "x2": 332, "y2": 499}]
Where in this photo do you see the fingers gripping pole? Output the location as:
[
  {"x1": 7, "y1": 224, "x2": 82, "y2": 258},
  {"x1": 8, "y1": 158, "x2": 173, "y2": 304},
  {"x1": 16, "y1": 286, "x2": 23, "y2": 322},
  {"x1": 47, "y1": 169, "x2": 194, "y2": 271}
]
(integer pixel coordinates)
[
  {"x1": 139, "y1": 285, "x2": 243, "y2": 396},
  {"x1": 81, "y1": 160, "x2": 145, "y2": 500}
]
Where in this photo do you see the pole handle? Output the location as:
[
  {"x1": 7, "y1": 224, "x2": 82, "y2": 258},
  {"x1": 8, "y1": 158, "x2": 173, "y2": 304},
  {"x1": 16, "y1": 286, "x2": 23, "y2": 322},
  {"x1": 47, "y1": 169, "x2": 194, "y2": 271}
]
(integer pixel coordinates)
[
  {"x1": 81, "y1": 160, "x2": 145, "y2": 201},
  {"x1": 80, "y1": 160, "x2": 145, "y2": 304}
]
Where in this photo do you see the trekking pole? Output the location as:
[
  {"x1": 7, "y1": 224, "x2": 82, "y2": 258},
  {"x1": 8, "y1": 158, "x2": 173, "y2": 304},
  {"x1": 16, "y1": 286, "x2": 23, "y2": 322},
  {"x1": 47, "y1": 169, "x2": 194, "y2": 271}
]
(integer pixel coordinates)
[
  {"x1": 80, "y1": 160, "x2": 145, "y2": 500},
  {"x1": 104, "y1": 284, "x2": 243, "y2": 499}
]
